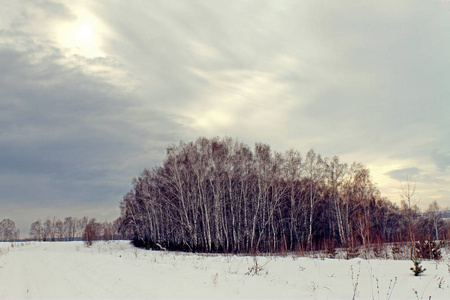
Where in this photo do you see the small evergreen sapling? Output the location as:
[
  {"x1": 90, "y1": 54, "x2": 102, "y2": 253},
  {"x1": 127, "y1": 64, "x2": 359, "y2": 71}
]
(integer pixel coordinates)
[{"x1": 410, "y1": 257, "x2": 426, "y2": 276}]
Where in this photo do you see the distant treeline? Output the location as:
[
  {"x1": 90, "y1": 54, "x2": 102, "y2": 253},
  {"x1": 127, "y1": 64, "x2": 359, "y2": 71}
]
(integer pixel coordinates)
[
  {"x1": 118, "y1": 137, "x2": 449, "y2": 253},
  {"x1": 28, "y1": 217, "x2": 124, "y2": 242}
]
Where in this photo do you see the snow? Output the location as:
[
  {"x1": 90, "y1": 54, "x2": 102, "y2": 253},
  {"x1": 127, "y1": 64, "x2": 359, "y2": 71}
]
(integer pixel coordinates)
[{"x1": 0, "y1": 241, "x2": 449, "y2": 299}]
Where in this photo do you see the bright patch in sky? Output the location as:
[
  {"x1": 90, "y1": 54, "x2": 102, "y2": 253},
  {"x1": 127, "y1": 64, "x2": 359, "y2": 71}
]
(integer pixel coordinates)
[
  {"x1": 56, "y1": 10, "x2": 103, "y2": 57},
  {"x1": 193, "y1": 110, "x2": 233, "y2": 129},
  {"x1": 75, "y1": 24, "x2": 94, "y2": 42}
]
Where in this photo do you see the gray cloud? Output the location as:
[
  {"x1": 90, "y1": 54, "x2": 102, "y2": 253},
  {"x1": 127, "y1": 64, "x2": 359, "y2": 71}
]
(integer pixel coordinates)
[
  {"x1": 0, "y1": 1, "x2": 186, "y2": 233},
  {"x1": 433, "y1": 151, "x2": 450, "y2": 171},
  {"x1": 1, "y1": 0, "x2": 450, "y2": 234},
  {"x1": 385, "y1": 167, "x2": 421, "y2": 182},
  {"x1": 286, "y1": 1, "x2": 450, "y2": 159}
]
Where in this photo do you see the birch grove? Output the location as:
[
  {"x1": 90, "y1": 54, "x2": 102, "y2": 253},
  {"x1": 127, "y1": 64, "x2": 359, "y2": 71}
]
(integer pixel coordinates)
[{"x1": 119, "y1": 137, "x2": 449, "y2": 253}]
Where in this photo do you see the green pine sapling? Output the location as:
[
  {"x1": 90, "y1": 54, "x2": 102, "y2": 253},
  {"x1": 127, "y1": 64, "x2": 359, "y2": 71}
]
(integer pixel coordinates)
[{"x1": 410, "y1": 256, "x2": 426, "y2": 276}]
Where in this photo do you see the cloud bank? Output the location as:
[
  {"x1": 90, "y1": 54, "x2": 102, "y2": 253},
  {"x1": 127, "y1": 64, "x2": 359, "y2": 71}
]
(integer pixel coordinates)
[{"x1": 1, "y1": 0, "x2": 449, "y2": 235}]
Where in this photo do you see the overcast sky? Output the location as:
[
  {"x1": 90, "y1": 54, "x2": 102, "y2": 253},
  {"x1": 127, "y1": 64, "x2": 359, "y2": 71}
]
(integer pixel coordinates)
[{"x1": 1, "y1": 0, "x2": 449, "y2": 236}]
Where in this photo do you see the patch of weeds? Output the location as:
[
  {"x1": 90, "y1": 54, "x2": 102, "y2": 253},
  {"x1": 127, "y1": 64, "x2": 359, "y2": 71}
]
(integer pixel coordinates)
[
  {"x1": 346, "y1": 247, "x2": 359, "y2": 260},
  {"x1": 412, "y1": 275, "x2": 437, "y2": 300},
  {"x1": 391, "y1": 243, "x2": 402, "y2": 260},
  {"x1": 308, "y1": 281, "x2": 319, "y2": 293},
  {"x1": 245, "y1": 256, "x2": 268, "y2": 276},
  {"x1": 211, "y1": 273, "x2": 219, "y2": 287},
  {"x1": 227, "y1": 266, "x2": 238, "y2": 275},
  {"x1": 350, "y1": 262, "x2": 361, "y2": 300},
  {"x1": 437, "y1": 277, "x2": 445, "y2": 289},
  {"x1": 386, "y1": 277, "x2": 397, "y2": 300},
  {"x1": 308, "y1": 281, "x2": 332, "y2": 295},
  {"x1": 372, "y1": 243, "x2": 388, "y2": 259},
  {"x1": 224, "y1": 255, "x2": 234, "y2": 263},
  {"x1": 324, "y1": 241, "x2": 337, "y2": 259}
]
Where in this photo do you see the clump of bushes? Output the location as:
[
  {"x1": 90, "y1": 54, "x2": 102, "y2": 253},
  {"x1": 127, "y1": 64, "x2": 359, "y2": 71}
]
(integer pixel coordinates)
[
  {"x1": 346, "y1": 246, "x2": 359, "y2": 260},
  {"x1": 391, "y1": 243, "x2": 403, "y2": 260},
  {"x1": 245, "y1": 257, "x2": 266, "y2": 276},
  {"x1": 325, "y1": 242, "x2": 337, "y2": 259},
  {"x1": 414, "y1": 238, "x2": 442, "y2": 260},
  {"x1": 373, "y1": 243, "x2": 391, "y2": 259}
]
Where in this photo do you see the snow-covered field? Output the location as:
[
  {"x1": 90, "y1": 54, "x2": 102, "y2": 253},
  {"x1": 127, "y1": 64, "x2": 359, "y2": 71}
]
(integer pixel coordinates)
[{"x1": 0, "y1": 241, "x2": 449, "y2": 299}]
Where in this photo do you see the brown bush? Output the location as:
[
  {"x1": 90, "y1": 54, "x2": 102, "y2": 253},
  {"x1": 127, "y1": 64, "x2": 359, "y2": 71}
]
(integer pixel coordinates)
[{"x1": 83, "y1": 219, "x2": 100, "y2": 247}]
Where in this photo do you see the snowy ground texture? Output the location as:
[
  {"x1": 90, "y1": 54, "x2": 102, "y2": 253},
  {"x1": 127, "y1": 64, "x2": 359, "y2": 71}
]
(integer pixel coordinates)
[{"x1": 1, "y1": 241, "x2": 449, "y2": 299}]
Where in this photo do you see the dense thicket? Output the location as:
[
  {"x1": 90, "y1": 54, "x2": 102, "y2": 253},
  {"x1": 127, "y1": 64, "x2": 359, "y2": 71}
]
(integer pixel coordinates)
[{"x1": 119, "y1": 137, "x2": 449, "y2": 253}]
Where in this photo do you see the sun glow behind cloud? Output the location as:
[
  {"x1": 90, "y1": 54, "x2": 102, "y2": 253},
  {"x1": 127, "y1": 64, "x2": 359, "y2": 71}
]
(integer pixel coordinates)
[
  {"x1": 56, "y1": 9, "x2": 105, "y2": 58},
  {"x1": 182, "y1": 68, "x2": 298, "y2": 141},
  {"x1": 51, "y1": 5, "x2": 135, "y2": 90}
]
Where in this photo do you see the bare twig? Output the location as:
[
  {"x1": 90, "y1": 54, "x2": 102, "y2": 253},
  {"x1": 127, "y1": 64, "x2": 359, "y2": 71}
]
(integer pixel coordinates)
[
  {"x1": 386, "y1": 277, "x2": 397, "y2": 300},
  {"x1": 351, "y1": 263, "x2": 361, "y2": 300}
]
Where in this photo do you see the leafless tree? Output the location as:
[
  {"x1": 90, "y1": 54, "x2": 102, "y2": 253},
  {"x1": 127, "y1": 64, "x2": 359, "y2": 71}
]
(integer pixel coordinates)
[
  {"x1": 400, "y1": 177, "x2": 419, "y2": 258},
  {"x1": 83, "y1": 219, "x2": 100, "y2": 246},
  {"x1": 30, "y1": 220, "x2": 43, "y2": 241},
  {"x1": 0, "y1": 219, "x2": 19, "y2": 241},
  {"x1": 64, "y1": 217, "x2": 76, "y2": 241},
  {"x1": 425, "y1": 201, "x2": 443, "y2": 240},
  {"x1": 55, "y1": 219, "x2": 64, "y2": 240},
  {"x1": 304, "y1": 150, "x2": 324, "y2": 250}
]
